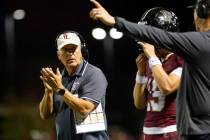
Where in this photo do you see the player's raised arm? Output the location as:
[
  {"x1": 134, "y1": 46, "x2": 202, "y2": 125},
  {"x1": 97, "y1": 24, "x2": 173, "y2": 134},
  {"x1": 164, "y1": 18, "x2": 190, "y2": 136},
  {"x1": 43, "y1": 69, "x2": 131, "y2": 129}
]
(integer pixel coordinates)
[{"x1": 89, "y1": 0, "x2": 115, "y2": 26}]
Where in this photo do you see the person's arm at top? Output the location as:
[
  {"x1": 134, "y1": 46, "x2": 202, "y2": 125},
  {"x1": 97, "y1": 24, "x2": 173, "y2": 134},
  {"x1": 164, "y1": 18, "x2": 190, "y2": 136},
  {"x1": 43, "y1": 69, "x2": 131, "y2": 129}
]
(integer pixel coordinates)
[
  {"x1": 89, "y1": 0, "x2": 206, "y2": 60},
  {"x1": 42, "y1": 68, "x2": 96, "y2": 117},
  {"x1": 140, "y1": 42, "x2": 182, "y2": 95}
]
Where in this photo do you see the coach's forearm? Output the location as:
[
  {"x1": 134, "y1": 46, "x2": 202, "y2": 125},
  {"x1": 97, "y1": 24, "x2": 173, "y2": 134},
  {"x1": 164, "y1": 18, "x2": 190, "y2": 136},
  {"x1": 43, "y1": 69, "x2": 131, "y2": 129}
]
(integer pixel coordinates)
[{"x1": 39, "y1": 89, "x2": 54, "y2": 120}]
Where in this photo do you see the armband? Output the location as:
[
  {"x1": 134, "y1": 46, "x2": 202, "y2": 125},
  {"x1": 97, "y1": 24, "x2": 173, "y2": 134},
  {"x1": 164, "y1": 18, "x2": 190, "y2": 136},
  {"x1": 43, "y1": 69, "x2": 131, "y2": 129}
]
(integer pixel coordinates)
[
  {"x1": 135, "y1": 73, "x2": 148, "y2": 84},
  {"x1": 148, "y1": 57, "x2": 162, "y2": 69}
]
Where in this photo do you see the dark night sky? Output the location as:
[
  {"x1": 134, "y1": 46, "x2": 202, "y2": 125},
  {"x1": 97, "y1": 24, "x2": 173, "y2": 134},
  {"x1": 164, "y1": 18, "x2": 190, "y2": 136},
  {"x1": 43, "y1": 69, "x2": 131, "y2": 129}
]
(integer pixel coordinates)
[{"x1": 0, "y1": 0, "x2": 195, "y2": 137}]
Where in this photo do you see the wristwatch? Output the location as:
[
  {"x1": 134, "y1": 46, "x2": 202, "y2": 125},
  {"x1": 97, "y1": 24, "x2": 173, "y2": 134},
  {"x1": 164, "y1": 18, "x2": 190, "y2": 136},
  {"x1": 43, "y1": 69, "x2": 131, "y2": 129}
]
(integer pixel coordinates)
[{"x1": 57, "y1": 88, "x2": 66, "y2": 96}]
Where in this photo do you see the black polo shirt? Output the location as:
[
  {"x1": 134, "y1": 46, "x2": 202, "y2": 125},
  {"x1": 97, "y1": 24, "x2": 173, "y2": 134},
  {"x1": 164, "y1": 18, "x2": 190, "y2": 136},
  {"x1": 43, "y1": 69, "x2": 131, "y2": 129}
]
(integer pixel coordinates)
[{"x1": 53, "y1": 60, "x2": 109, "y2": 140}]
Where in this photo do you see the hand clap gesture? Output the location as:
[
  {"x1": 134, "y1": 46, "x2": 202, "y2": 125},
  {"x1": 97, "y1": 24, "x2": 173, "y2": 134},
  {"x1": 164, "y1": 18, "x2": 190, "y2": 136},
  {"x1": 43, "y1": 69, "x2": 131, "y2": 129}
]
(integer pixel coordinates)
[{"x1": 40, "y1": 68, "x2": 64, "y2": 92}]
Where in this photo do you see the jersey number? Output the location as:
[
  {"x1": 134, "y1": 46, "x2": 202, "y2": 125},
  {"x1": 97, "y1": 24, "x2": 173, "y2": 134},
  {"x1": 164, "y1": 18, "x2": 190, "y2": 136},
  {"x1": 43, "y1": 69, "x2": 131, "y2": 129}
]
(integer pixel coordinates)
[{"x1": 147, "y1": 79, "x2": 165, "y2": 112}]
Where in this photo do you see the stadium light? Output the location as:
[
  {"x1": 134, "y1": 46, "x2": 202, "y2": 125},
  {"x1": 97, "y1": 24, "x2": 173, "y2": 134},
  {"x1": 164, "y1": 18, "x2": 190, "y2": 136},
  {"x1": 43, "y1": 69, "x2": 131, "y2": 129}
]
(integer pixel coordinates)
[
  {"x1": 91, "y1": 27, "x2": 107, "y2": 40},
  {"x1": 13, "y1": 9, "x2": 25, "y2": 20},
  {"x1": 109, "y1": 28, "x2": 123, "y2": 39}
]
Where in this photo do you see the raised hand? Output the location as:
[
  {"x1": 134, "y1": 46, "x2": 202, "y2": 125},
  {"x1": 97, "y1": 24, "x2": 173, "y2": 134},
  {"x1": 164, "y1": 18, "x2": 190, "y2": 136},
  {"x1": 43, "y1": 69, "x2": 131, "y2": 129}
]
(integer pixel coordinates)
[
  {"x1": 40, "y1": 75, "x2": 53, "y2": 92},
  {"x1": 89, "y1": 0, "x2": 115, "y2": 26},
  {"x1": 136, "y1": 53, "x2": 148, "y2": 75},
  {"x1": 40, "y1": 67, "x2": 64, "y2": 92},
  {"x1": 138, "y1": 42, "x2": 156, "y2": 58}
]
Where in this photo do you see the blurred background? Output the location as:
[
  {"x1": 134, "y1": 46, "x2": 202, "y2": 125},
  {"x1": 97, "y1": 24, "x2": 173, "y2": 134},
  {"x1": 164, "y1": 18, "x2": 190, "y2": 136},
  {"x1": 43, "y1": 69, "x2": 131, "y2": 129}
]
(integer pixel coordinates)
[{"x1": 0, "y1": 0, "x2": 195, "y2": 139}]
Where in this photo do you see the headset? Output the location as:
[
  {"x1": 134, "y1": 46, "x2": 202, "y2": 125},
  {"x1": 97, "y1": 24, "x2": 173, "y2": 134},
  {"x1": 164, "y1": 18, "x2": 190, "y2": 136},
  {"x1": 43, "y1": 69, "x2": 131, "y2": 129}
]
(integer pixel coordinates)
[
  {"x1": 196, "y1": 0, "x2": 210, "y2": 18},
  {"x1": 55, "y1": 30, "x2": 89, "y2": 61}
]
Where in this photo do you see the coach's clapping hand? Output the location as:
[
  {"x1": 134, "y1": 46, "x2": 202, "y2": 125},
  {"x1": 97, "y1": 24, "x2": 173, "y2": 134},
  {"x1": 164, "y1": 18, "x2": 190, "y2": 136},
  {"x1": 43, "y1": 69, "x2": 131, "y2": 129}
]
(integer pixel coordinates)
[{"x1": 40, "y1": 67, "x2": 64, "y2": 92}]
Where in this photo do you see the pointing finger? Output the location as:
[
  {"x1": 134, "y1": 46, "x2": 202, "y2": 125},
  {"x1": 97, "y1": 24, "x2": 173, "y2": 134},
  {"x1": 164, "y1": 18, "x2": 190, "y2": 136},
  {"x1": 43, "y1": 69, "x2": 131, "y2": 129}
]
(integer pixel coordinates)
[
  {"x1": 137, "y1": 41, "x2": 145, "y2": 47},
  {"x1": 90, "y1": 0, "x2": 102, "y2": 8}
]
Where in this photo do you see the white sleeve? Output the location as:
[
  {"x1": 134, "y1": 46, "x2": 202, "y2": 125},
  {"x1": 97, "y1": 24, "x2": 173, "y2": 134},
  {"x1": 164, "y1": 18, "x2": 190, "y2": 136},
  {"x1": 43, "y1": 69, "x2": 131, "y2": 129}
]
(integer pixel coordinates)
[{"x1": 171, "y1": 67, "x2": 183, "y2": 77}]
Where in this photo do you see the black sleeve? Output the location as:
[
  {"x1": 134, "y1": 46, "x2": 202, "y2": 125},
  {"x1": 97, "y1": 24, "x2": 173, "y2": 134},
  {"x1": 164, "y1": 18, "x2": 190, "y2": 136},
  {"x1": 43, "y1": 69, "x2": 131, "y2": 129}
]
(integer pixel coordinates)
[{"x1": 114, "y1": 17, "x2": 210, "y2": 62}]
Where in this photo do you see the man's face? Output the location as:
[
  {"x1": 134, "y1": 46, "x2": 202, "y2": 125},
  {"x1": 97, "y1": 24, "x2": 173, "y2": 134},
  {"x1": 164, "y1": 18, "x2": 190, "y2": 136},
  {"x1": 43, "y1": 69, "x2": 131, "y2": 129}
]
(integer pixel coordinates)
[{"x1": 57, "y1": 44, "x2": 83, "y2": 68}]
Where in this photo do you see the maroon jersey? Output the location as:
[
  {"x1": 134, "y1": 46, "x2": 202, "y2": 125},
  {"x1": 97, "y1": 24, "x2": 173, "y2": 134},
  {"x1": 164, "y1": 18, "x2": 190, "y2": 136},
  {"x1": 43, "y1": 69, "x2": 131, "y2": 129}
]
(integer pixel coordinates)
[{"x1": 143, "y1": 54, "x2": 183, "y2": 134}]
